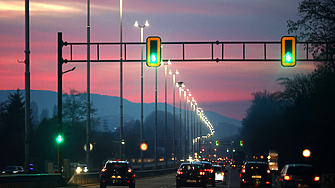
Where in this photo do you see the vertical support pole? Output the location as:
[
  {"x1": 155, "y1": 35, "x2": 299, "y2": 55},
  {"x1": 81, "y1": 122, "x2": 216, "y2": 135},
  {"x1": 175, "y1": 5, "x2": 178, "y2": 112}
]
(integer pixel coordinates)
[
  {"x1": 155, "y1": 67, "x2": 158, "y2": 169},
  {"x1": 140, "y1": 27, "x2": 144, "y2": 170},
  {"x1": 24, "y1": 0, "x2": 30, "y2": 174},
  {"x1": 119, "y1": 0, "x2": 124, "y2": 160},
  {"x1": 172, "y1": 74, "x2": 176, "y2": 165},
  {"x1": 57, "y1": 32, "x2": 63, "y2": 173},
  {"x1": 86, "y1": 0, "x2": 91, "y2": 169}
]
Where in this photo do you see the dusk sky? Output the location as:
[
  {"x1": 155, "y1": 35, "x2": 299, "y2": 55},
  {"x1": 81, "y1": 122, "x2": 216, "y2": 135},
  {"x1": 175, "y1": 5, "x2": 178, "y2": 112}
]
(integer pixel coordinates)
[{"x1": 0, "y1": 0, "x2": 316, "y2": 120}]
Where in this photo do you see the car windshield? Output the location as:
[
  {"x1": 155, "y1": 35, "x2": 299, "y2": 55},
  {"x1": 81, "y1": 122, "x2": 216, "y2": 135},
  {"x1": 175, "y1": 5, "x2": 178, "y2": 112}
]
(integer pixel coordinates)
[
  {"x1": 181, "y1": 164, "x2": 202, "y2": 172},
  {"x1": 287, "y1": 166, "x2": 316, "y2": 175},
  {"x1": 245, "y1": 164, "x2": 268, "y2": 173},
  {"x1": 106, "y1": 163, "x2": 128, "y2": 172},
  {"x1": 4, "y1": 166, "x2": 16, "y2": 170},
  {"x1": 213, "y1": 166, "x2": 222, "y2": 172}
]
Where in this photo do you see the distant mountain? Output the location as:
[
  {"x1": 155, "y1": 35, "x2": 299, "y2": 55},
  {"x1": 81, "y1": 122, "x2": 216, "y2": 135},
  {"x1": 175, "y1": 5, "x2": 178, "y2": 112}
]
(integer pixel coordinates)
[{"x1": 0, "y1": 90, "x2": 242, "y2": 136}]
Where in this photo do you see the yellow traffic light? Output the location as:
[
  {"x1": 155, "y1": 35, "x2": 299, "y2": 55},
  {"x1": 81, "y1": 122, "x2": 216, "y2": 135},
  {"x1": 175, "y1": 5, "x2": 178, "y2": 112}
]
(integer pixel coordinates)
[
  {"x1": 146, "y1": 36, "x2": 161, "y2": 67},
  {"x1": 281, "y1": 36, "x2": 296, "y2": 67}
]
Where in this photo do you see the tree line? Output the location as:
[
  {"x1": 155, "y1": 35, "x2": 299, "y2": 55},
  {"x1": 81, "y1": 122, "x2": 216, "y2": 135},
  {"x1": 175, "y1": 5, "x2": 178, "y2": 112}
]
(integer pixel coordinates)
[{"x1": 240, "y1": 0, "x2": 335, "y2": 174}]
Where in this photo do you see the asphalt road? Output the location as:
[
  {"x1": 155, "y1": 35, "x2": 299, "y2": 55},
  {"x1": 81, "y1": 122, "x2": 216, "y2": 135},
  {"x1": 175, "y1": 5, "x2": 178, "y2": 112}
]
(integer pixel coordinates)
[{"x1": 76, "y1": 166, "x2": 276, "y2": 188}]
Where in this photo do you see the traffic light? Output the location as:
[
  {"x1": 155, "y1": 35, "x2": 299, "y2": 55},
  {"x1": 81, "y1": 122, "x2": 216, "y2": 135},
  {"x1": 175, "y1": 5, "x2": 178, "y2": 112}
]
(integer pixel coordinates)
[
  {"x1": 281, "y1": 36, "x2": 296, "y2": 67},
  {"x1": 240, "y1": 140, "x2": 243, "y2": 146},
  {"x1": 233, "y1": 148, "x2": 236, "y2": 152},
  {"x1": 227, "y1": 148, "x2": 229, "y2": 152},
  {"x1": 56, "y1": 134, "x2": 63, "y2": 144},
  {"x1": 216, "y1": 140, "x2": 219, "y2": 146},
  {"x1": 146, "y1": 36, "x2": 161, "y2": 67},
  {"x1": 202, "y1": 147, "x2": 205, "y2": 152}
]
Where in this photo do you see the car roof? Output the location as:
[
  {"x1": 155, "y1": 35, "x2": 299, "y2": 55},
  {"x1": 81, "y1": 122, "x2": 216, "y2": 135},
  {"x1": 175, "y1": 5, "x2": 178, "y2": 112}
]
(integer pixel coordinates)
[
  {"x1": 106, "y1": 160, "x2": 129, "y2": 164},
  {"x1": 245, "y1": 161, "x2": 268, "y2": 165},
  {"x1": 285, "y1": 164, "x2": 314, "y2": 168}
]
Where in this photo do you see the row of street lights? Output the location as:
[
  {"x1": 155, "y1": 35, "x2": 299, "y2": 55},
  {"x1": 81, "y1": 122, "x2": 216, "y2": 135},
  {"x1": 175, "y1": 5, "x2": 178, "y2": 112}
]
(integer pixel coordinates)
[{"x1": 134, "y1": 19, "x2": 215, "y2": 167}]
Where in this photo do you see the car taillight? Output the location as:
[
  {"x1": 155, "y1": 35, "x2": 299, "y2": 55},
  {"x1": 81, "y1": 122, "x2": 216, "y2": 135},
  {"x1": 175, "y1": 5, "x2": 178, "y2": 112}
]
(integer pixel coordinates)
[
  {"x1": 266, "y1": 181, "x2": 271, "y2": 184},
  {"x1": 204, "y1": 168, "x2": 214, "y2": 173},
  {"x1": 313, "y1": 175, "x2": 320, "y2": 181},
  {"x1": 128, "y1": 167, "x2": 132, "y2": 173},
  {"x1": 101, "y1": 167, "x2": 107, "y2": 172},
  {"x1": 241, "y1": 168, "x2": 246, "y2": 173},
  {"x1": 177, "y1": 169, "x2": 183, "y2": 175},
  {"x1": 221, "y1": 172, "x2": 225, "y2": 176},
  {"x1": 267, "y1": 168, "x2": 271, "y2": 174},
  {"x1": 284, "y1": 174, "x2": 291, "y2": 181},
  {"x1": 199, "y1": 170, "x2": 205, "y2": 175}
]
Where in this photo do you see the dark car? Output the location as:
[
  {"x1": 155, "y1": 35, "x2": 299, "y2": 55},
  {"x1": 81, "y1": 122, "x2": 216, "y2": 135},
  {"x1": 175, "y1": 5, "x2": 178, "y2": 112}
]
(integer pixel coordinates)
[
  {"x1": 193, "y1": 161, "x2": 216, "y2": 187},
  {"x1": 240, "y1": 161, "x2": 272, "y2": 188},
  {"x1": 100, "y1": 160, "x2": 135, "y2": 188},
  {"x1": 213, "y1": 165, "x2": 226, "y2": 185},
  {"x1": 276, "y1": 164, "x2": 320, "y2": 188},
  {"x1": 2, "y1": 166, "x2": 24, "y2": 174},
  {"x1": 176, "y1": 162, "x2": 207, "y2": 188}
]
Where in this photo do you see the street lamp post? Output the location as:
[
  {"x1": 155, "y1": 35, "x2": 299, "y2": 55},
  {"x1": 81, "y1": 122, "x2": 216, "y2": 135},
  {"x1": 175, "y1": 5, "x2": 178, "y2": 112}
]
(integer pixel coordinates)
[
  {"x1": 119, "y1": 0, "x2": 124, "y2": 160},
  {"x1": 164, "y1": 60, "x2": 171, "y2": 167},
  {"x1": 134, "y1": 20, "x2": 149, "y2": 171},
  {"x1": 169, "y1": 70, "x2": 179, "y2": 164},
  {"x1": 177, "y1": 81, "x2": 184, "y2": 162}
]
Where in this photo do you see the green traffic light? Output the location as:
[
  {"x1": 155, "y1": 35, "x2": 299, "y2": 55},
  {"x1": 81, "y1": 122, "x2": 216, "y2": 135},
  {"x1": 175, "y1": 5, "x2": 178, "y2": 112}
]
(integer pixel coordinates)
[
  {"x1": 285, "y1": 52, "x2": 292, "y2": 62},
  {"x1": 57, "y1": 135, "x2": 63, "y2": 143},
  {"x1": 151, "y1": 54, "x2": 157, "y2": 63}
]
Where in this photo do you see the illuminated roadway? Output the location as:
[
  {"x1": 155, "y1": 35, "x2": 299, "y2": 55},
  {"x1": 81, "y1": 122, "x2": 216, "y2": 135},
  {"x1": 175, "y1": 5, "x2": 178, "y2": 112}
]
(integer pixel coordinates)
[{"x1": 74, "y1": 165, "x2": 276, "y2": 188}]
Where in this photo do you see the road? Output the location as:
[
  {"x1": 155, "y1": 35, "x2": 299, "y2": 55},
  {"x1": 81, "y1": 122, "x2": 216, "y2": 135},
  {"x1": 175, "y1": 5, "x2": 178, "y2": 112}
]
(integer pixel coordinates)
[{"x1": 76, "y1": 165, "x2": 278, "y2": 188}]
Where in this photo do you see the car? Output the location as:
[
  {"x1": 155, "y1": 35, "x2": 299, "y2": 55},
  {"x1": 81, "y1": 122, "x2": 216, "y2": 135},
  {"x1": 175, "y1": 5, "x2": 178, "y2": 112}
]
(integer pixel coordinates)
[
  {"x1": 193, "y1": 161, "x2": 216, "y2": 187},
  {"x1": 2, "y1": 166, "x2": 24, "y2": 174},
  {"x1": 100, "y1": 160, "x2": 135, "y2": 188},
  {"x1": 240, "y1": 161, "x2": 272, "y2": 188},
  {"x1": 213, "y1": 165, "x2": 226, "y2": 185},
  {"x1": 276, "y1": 164, "x2": 320, "y2": 188},
  {"x1": 176, "y1": 162, "x2": 207, "y2": 188}
]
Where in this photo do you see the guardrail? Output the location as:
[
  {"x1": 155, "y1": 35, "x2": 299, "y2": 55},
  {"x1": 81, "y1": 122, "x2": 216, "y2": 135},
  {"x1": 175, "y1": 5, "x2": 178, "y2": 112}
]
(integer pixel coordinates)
[
  {"x1": 0, "y1": 173, "x2": 66, "y2": 188},
  {"x1": 68, "y1": 166, "x2": 179, "y2": 185}
]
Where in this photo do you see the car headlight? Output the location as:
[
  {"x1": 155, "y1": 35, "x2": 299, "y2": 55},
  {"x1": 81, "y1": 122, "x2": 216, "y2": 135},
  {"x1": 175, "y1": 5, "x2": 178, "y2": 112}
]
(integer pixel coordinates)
[{"x1": 76, "y1": 167, "x2": 82, "y2": 173}]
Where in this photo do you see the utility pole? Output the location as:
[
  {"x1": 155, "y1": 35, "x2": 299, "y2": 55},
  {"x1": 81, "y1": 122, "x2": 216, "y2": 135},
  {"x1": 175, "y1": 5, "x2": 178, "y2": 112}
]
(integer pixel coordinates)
[{"x1": 24, "y1": 0, "x2": 30, "y2": 174}]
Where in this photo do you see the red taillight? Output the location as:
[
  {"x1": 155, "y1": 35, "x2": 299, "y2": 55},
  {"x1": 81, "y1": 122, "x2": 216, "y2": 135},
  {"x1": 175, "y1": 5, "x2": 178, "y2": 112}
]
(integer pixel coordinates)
[
  {"x1": 177, "y1": 169, "x2": 183, "y2": 175},
  {"x1": 313, "y1": 175, "x2": 320, "y2": 181},
  {"x1": 267, "y1": 168, "x2": 271, "y2": 174},
  {"x1": 284, "y1": 174, "x2": 291, "y2": 181},
  {"x1": 101, "y1": 167, "x2": 107, "y2": 172},
  {"x1": 241, "y1": 168, "x2": 246, "y2": 173},
  {"x1": 243, "y1": 181, "x2": 247, "y2": 183},
  {"x1": 128, "y1": 167, "x2": 132, "y2": 173},
  {"x1": 266, "y1": 181, "x2": 271, "y2": 184},
  {"x1": 204, "y1": 168, "x2": 214, "y2": 173}
]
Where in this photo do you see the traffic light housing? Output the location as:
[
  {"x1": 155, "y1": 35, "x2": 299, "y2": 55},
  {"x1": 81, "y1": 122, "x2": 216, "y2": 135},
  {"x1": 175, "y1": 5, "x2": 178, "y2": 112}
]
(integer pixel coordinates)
[
  {"x1": 146, "y1": 36, "x2": 161, "y2": 67},
  {"x1": 216, "y1": 140, "x2": 219, "y2": 146},
  {"x1": 281, "y1": 36, "x2": 296, "y2": 67},
  {"x1": 240, "y1": 140, "x2": 243, "y2": 146}
]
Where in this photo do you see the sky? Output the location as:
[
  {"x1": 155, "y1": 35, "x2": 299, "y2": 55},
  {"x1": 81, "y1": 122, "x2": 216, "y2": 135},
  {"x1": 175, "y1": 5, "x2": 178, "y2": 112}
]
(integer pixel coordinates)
[{"x1": 0, "y1": 0, "x2": 316, "y2": 120}]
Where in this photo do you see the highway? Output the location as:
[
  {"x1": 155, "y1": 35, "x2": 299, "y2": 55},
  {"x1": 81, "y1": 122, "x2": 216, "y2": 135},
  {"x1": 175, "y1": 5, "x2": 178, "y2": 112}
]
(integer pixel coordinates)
[{"x1": 75, "y1": 165, "x2": 275, "y2": 188}]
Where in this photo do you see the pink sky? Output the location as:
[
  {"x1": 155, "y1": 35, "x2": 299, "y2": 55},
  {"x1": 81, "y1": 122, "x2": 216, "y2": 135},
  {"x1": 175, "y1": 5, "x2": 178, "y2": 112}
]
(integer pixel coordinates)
[{"x1": 0, "y1": 0, "x2": 316, "y2": 120}]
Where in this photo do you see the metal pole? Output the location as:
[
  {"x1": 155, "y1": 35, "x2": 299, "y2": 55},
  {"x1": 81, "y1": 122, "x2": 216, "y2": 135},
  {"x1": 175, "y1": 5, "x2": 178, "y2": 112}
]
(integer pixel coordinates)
[
  {"x1": 57, "y1": 32, "x2": 63, "y2": 173},
  {"x1": 24, "y1": 0, "x2": 30, "y2": 174},
  {"x1": 119, "y1": 0, "x2": 123, "y2": 160},
  {"x1": 140, "y1": 26, "x2": 144, "y2": 170},
  {"x1": 190, "y1": 103, "x2": 193, "y2": 157},
  {"x1": 172, "y1": 73, "x2": 176, "y2": 164},
  {"x1": 179, "y1": 86, "x2": 182, "y2": 162},
  {"x1": 155, "y1": 67, "x2": 158, "y2": 169},
  {"x1": 164, "y1": 64, "x2": 168, "y2": 167},
  {"x1": 86, "y1": 0, "x2": 91, "y2": 169},
  {"x1": 184, "y1": 91, "x2": 187, "y2": 161}
]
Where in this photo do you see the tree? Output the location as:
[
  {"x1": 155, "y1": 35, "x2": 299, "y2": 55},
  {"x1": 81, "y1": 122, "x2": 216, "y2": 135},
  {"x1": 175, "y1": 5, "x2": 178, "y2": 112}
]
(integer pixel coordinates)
[
  {"x1": 288, "y1": 0, "x2": 335, "y2": 62},
  {"x1": 0, "y1": 89, "x2": 29, "y2": 170}
]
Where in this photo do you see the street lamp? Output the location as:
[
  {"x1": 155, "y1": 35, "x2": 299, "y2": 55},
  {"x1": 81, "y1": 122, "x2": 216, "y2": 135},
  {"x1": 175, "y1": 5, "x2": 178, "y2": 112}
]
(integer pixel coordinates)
[
  {"x1": 169, "y1": 70, "x2": 179, "y2": 164},
  {"x1": 177, "y1": 81, "x2": 185, "y2": 161},
  {"x1": 134, "y1": 20, "x2": 149, "y2": 170},
  {"x1": 164, "y1": 60, "x2": 171, "y2": 167}
]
